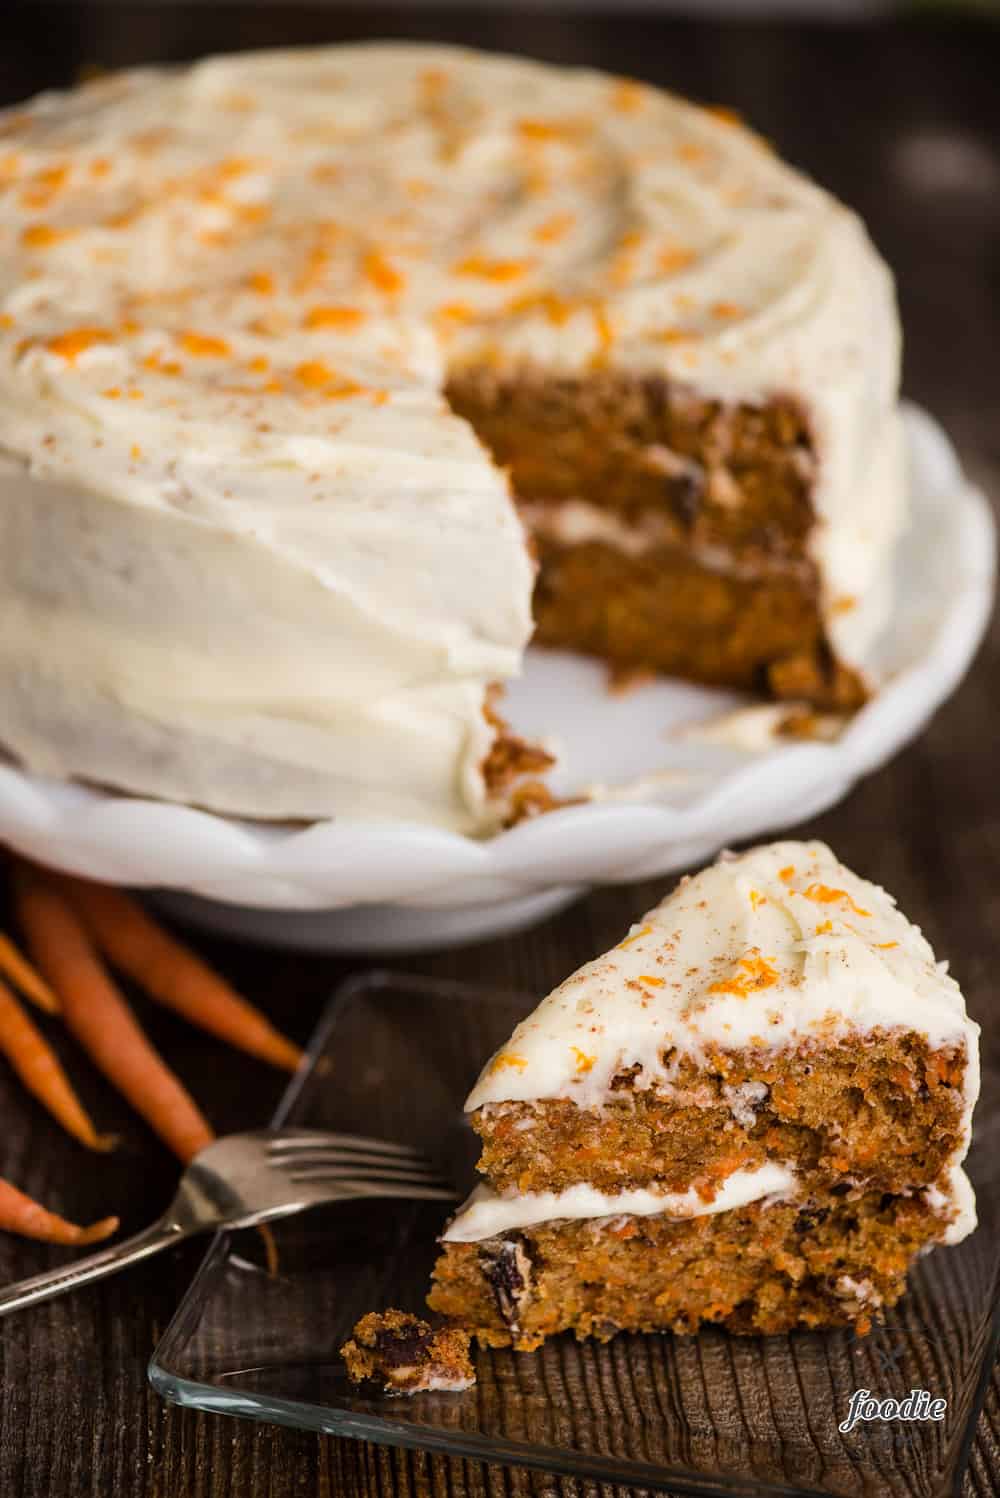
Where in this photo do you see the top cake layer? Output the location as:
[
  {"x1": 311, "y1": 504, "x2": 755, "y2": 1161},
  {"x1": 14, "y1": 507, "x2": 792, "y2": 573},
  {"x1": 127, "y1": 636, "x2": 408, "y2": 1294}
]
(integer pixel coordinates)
[
  {"x1": 468, "y1": 841, "x2": 978, "y2": 1110},
  {"x1": 0, "y1": 46, "x2": 903, "y2": 828}
]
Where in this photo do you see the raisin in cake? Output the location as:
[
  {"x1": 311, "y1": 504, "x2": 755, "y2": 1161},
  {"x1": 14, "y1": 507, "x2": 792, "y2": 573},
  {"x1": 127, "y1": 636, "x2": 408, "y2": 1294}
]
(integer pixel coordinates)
[
  {"x1": 429, "y1": 841, "x2": 978, "y2": 1343},
  {"x1": 0, "y1": 48, "x2": 903, "y2": 830}
]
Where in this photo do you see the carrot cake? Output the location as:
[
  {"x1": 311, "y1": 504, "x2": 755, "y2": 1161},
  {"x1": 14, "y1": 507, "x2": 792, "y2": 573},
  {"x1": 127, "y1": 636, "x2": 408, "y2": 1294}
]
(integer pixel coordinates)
[
  {"x1": 0, "y1": 47, "x2": 904, "y2": 831},
  {"x1": 429, "y1": 841, "x2": 979, "y2": 1343}
]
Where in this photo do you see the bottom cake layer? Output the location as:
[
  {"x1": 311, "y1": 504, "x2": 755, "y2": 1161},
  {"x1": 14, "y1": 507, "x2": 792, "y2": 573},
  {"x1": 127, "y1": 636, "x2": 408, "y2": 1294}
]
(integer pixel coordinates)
[
  {"x1": 428, "y1": 1192, "x2": 944, "y2": 1348},
  {"x1": 531, "y1": 535, "x2": 867, "y2": 710}
]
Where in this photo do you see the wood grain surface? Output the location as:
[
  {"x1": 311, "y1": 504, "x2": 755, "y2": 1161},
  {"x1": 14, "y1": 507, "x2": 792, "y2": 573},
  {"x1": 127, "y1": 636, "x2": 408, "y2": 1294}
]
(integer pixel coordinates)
[{"x1": 1, "y1": 4, "x2": 998, "y2": 1494}]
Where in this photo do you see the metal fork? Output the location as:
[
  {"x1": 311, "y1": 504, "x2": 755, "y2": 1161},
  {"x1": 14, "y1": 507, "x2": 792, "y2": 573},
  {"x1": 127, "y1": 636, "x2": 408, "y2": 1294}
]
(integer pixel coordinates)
[{"x1": 0, "y1": 1129, "x2": 456, "y2": 1317}]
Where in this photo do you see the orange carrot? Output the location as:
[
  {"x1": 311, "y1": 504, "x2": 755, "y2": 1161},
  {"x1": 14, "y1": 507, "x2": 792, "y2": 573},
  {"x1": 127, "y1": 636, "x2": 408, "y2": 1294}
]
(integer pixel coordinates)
[
  {"x1": 0, "y1": 1177, "x2": 118, "y2": 1245},
  {"x1": 0, "y1": 977, "x2": 114, "y2": 1151},
  {"x1": 57, "y1": 875, "x2": 302, "y2": 1072},
  {"x1": 14, "y1": 869, "x2": 214, "y2": 1163},
  {"x1": 0, "y1": 931, "x2": 60, "y2": 1014}
]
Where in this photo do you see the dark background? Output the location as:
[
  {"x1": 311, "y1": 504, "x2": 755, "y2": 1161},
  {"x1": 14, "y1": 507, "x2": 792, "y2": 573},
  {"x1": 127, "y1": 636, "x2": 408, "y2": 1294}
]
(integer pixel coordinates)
[{"x1": 0, "y1": 5, "x2": 998, "y2": 1495}]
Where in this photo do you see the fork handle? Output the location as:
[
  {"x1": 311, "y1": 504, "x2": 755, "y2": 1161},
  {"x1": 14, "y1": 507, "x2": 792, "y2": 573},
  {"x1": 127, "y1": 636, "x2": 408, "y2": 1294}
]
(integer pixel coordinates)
[{"x1": 0, "y1": 1215, "x2": 189, "y2": 1317}]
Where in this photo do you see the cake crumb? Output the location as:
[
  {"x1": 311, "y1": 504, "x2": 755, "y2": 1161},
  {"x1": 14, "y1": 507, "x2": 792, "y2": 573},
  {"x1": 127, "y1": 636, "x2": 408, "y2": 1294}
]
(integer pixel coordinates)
[{"x1": 341, "y1": 1310, "x2": 475, "y2": 1396}]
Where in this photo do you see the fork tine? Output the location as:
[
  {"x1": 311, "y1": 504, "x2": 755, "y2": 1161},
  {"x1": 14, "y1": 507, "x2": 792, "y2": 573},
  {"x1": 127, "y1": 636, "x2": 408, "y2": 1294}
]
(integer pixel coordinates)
[
  {"x1": 270, "y1": 1148, "x2": 443, "y2": 1175},
  {"x1": 344, "y1": 1184, "x2": 459, "y2": 1202},
  {"x1": 286, "y1": 1163, "x2": 451, "y2": 1187},
  {"x1": 268, "y1": 1131, "x2": 423, "y2": 1160}
]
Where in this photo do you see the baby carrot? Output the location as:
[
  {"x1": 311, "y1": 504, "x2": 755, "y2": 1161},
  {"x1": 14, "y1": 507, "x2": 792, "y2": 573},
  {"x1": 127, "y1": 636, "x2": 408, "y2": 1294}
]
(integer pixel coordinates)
[
  {"x1": 0, "y1": 931, "x2": 60, "y2": 1014},
  {"x1": 0, "y1": 1178, "x2": 118, "y2": 1245},
  {"x1": 59, "y1": 876, "x2": 302, "y2": 1072},
  {"x1": 0, "y1": 977, "x2": 114, "y2": 1151},
  {"x1": 14, "y1": 869, "x2": 214, "y2": 1164}
]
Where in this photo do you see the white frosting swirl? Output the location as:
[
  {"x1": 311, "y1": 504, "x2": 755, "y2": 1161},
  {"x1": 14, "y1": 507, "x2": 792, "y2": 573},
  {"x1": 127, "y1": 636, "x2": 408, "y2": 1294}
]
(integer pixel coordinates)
[{"x1": 0, "y1": 47, "x2": 904, "y2": 828}]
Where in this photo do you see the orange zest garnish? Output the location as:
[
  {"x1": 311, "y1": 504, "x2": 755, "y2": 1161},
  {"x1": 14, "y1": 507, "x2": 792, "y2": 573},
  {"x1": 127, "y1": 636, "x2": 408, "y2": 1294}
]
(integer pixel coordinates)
[
  {"x1": 533, "y1": 212, "x2": 575, "y2": 245},
  {"x1": 363, "y1": 248, "x2": 404, "y2": 295},
  {"x1": 876, "y1": 941, "x2": 898, "y2": 950},
  {"x1": 708, "y1": 952, "x2": 780, "y2": 998},
  {"x1": 21, "y1": 224, "x2": 74, "y2": 249},
  {"x1": 637, "y1": 975, "x2": 664, "y2": 988},
  {"x1": 179, "y1": 331, "x2": 231, "y2": 358},
  {"x1": 802, "y1": 884, "x2": 871, "y2": 918},
  {"x1": 779, "y1": 866, "x2": 796, "y2": 883},
  {"x1": 658, "y1": 245, "x2": 695, "y2": 274},
  {"x1": 454, "y1": 253, "x2": 530, "y2": 283},
  {"x1": 295, "y1": 359, "x2": 334, "y2": 388},
  {"x1": 571, "y1": 1047, "x2": 596, "y2": 1074},
  {"x1": 304, "y1": 305, "x2": 366, "y2": 331},
  {"x1": 610, "y1": 80, "x2": 644, "y2": 114},
  {"x1": 619, "y1": 924, "x2": 652, "y2": 950},
  {"x1": 814, "y1": 921, "x2": 833, "y2": 935},
  {"x1": 489, "y1": 1052, "x2": 528, "y2": 1074},
  {"x1": 45, "y1": 327, "x2": 113, "y2": 363}
]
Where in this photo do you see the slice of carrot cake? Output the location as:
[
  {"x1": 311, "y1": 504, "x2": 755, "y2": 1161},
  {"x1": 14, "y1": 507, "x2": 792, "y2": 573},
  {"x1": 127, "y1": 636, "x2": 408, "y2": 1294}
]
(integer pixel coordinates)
[{"x1": 429, "y1": 841, "x2": 979, "y2": 1344}]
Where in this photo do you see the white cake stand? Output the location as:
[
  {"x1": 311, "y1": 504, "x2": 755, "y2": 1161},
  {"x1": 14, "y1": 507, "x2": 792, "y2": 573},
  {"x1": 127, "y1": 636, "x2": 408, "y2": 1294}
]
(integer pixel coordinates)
[{"x1": 0, "y1": 405, "x2": 993, "y2": 952}]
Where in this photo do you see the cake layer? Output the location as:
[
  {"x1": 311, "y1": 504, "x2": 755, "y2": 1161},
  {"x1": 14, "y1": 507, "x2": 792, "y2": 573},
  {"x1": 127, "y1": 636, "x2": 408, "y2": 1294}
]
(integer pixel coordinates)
[
  {"x1": 0, "y1": 45, "x2": 903, "y2": 823},
  {"x1": 473, "y1": 1032, "x2": 969, "y2": 1199},
  {"x1": 447, "y1": 373, "x2": 819, "y2": 556},
  {"x1": 530, "y1": 533, "x2": 863, "y2": 705},
  {"x1": 429, "y1": 1189, "x2": 948, "y2": 1346}
]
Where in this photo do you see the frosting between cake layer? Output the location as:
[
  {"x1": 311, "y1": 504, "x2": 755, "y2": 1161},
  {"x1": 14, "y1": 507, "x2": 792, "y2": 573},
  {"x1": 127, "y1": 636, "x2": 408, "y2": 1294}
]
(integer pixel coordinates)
[
  {"x1": 443, "y1": 1160, "x2": 798, "y2": 1242},
  {"x1": 0, "y1": 46, "x2": 903, "y2": 827}
]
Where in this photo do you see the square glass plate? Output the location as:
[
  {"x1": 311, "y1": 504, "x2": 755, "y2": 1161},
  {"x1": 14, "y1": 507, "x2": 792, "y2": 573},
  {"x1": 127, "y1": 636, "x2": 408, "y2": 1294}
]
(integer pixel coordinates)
[{"x1": 150, "y1": 973, "x2": 1000, "y2": 1498}]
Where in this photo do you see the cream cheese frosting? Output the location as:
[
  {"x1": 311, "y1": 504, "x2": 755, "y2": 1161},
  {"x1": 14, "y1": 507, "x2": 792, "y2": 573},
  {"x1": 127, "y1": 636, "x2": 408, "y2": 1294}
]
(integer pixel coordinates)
[
  {"x1": 444, "y1": 1161, "x2": 798, "y2": 1243},
  {"x1": 0, "y1": 46, "x2": 904, "y2": 828},
  {"x1": 466, "y1": 840, "x2": 979, "y2": 1239}
]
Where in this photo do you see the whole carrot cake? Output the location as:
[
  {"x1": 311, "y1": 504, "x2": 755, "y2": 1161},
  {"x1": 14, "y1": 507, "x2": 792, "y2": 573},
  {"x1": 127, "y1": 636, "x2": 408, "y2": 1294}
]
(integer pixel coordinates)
[
  {"x1": 429, "y1": 841, "x2": 979, "y2": 1343},
  {"x1": 0, "y1": 47, "x2": 904, "y2": 831}
]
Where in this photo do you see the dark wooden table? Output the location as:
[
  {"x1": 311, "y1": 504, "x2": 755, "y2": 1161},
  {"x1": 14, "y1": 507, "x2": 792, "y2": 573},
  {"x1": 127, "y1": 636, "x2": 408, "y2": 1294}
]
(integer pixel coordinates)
[{"x1": 1, "y1": 4, "x2": 998, "y2": 1493}]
